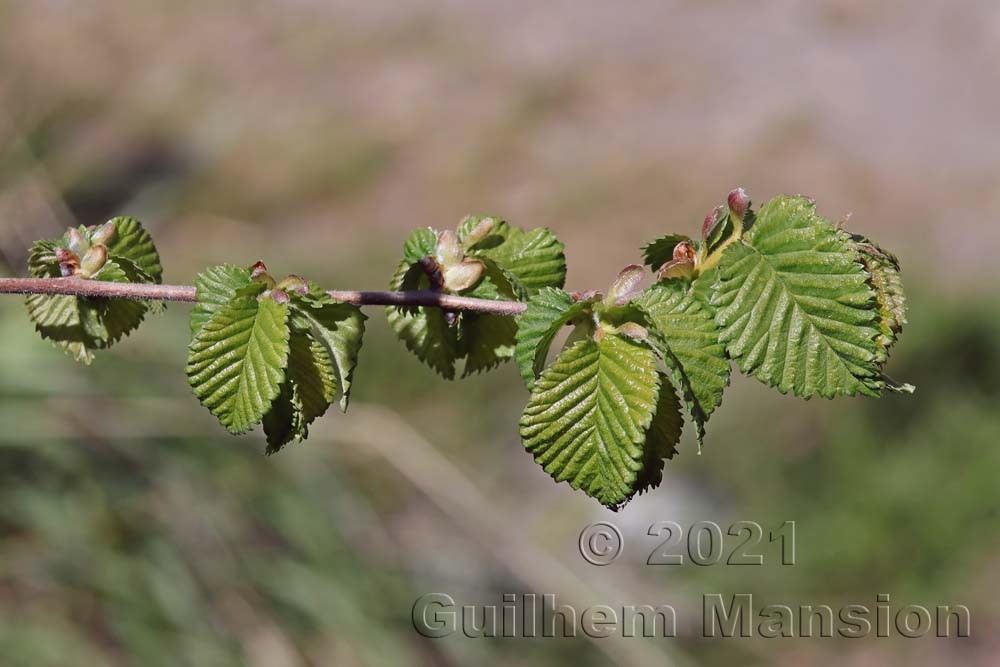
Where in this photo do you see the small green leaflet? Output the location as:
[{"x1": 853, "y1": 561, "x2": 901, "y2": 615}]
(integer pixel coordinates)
[
  {"x1": 190, "y1": 264, "x2": 252, "y2": 335},
  {"x1": 636, "y1": 276, "x2": 730, "y2": 449},
  {"x1": 520, "y1": 334, "x2": 662, "y2": 509},
  {"x1": 514, "y1": 288, "x2": 591, "y2": 390},
  {"x1": 712, "y1": 196, "x2": 884, "y2": 398},
  {"x1": 187, "y1": 283, "x2": 291, "y2": 434}
]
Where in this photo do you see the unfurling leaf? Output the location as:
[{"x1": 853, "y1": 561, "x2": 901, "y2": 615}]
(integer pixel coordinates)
[
  {"x1": 24, "y1": 219, "x2": 163, "y2": 363},
  {"x1": 514, "y1": 288, "x2": 592, "y2": 389},
  {"x1": 520, "y1": 334, "x2": 661, "y2": 509},
  {"x1": 636, "y1": 276, "x2": 730, "y2": 449}
]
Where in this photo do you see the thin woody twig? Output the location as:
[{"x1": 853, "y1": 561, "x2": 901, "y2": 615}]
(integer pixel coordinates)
[{"x1": 0, "y1": 277, "x2": 529, "y2": 315}]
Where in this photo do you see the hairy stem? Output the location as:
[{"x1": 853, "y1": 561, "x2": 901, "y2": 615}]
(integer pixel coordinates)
[{"x1": 0, "y1": 277, "x2": 528, "y2": 315}]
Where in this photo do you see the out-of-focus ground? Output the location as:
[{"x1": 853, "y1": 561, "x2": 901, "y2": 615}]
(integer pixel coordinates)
[{"x1": 1, "y1": 1, "x2": 998, "y2": 665}]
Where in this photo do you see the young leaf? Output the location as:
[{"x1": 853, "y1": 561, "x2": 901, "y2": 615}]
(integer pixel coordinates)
[
  {"x1": 635, "y1": 374, "x2": 683, "y2": 495},
  {"x1": 187, "y1": 285, "x2": 291, "y2": 434},
  {"x1": 472, "y1": 226, "x2": 566, "y2": 296},
  {"x1": 519, "y1": 334, "x2": 661, "y2": 509},
  {"x1": 514, "y1": 288, "x2": 592, "y2": 389},
  {"x1": 386, "y1": 260, "x2": 461, "y2": 379},
  {"x1": 263, "y1": 331, "x2": 338, "y2": 452},
  {"x1": 190, "y1": 264, "x2": 252, "y2": 335},
  {"x1": 460, "y1": 313, "x2": 518, "y2": 376},
  {"x1": 851, "y1": 235, "x2": 906, "y2": 363},
  {"x1": 712, "y1": 196, "x2": 882, "y2": 398},
  {"x1": 24, "y1": 237, "x2": 152, "y2": 364},
  {"x1": 102, "y1": 216, "x2": 163, "y2": 283},
  {"x1": 290, "y1": 291, "x2": 366, "y2": 410},
  {"x1": 642, "y1": 234, "x2": 694, "y2": 271},
  {"x1": 636, "y1": 277, "x2": 730, "y2": 448}
]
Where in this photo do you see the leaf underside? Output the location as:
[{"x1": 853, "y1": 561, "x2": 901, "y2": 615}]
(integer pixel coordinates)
[
  {"x1": 514, "y1": 288, "x2": 591, "y2": 390},
  {"x1": 635, "y1": 374, "x2": 683, "y2": 495}
]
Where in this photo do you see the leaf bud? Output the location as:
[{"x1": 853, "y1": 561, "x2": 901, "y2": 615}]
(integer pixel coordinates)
[
  {"x1": 672, "y1": 241, "x2": 696, "y2": 262},
  {"x1": 250, "y1": 261, "x2": 275, "y2": 288},
  {"x1": 276, "y1": 274, "x2": 310, "y2": 295},
  {"x1": 701, "y1": 205, "x2": 725, "y2": 242},
  {"x1": 90, "y1": 220, "x2": 117, "y2": 246},
  {"x1": 269, "y1": 289, "x2": 290, "y2": 304},
  {"x1": 462, "y1": 216, "x2": 495, "y2": 249},
  {"x1": 616, "y1": 321, "x2": 649, "y2": 341},
  {"x1": 606, "y1": 264, "x2": 647, "y2": 306},
  {"x1": 79, "y1": 244, "x2": 108, "y2": 278},
  {"x1": 727, "y1": 187, "x2": 750, "y2": 222},
  {"x1": 436, "y1": 229, "x2": 464, "y2": 267},
  {"x1": 67, "y1": 228, "x2": 90, "y2": 255},
  {"x1": 443, "y1": 259, "x2": 485, "y2": 292},
  {"x1": 655, "y1": 258, "x2": 695, "y2": 281}
]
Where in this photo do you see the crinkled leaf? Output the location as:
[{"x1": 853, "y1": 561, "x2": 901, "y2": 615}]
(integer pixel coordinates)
[
  {"x1": 190, "y1": 264, "x2": 253, "y2": 335},
  {"x1": 852, "y1": 235, "x2": 907, "y2": 363},
  {"x1": 186, "y1": 285, "x2": 291, "y2": 434},
  {"x1": 461, "y1": 313, "x2": 517, "y2": 376},
  {"x1": 514, "y1": 288, "x2": 592, "y2": 389},
  {"x1": 290, "y1": 291, "x2": 366, "y2": 411},
  {"x1": 103, "y1": 216, "x2": 163, "y2": 283},
  {"x1": 386, "y1": 260, "x2": 461, "y2": 379},
  {"x1": 473, "y1": 226, "x2": 566, "y2": 296},
  {"x1": 641, "y1": 234, "x2": 693, "y2": 271},
  {"x1": 24, "y1": 243, "x2": 148, "y2": 364},
  {"x1": 519, "y1": 335, "x2": 660, "y2": 509},
  {"x1": 636, "y1": 277, "x2": 730, "y2": 448},
  {"x1": 403, "y1": 227, "x2": 439, "y2": 265},
  {"x1": 712, "y1": 196, "x2": 882, "y2": 398},
  {"x1": 263, "y1": 330, "x2": 338, "y2": 453},
  {"x1": 635, "y1": 375, "x2": 683, "y2": 495}
]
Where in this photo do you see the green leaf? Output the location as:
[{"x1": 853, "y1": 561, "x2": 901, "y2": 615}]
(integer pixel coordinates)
[
  {"x1": 290, "y1": 291, "x2": 366, "y2": 411},
  {"x1": 636, "y1": 277, "x2": 730, "y2": 448},
  {"x1": 263, "y1": 330, "x2": 338, "y2": 453},
  {"x1": 103, "y1": 216, "x2": 163, "y2": 283},
  {"x1": 514, "y1": 288, "x2": 592, "y2": 390},
  {"x1": 24, "y1": 242, "x2": 149, "y2": 364},
  {"x1": 642, "y1": 234, "x2": 693, "y2": 271},
  {"x1": 460, "y1": 313, "x2": 517, "y2": 376},
  {"x1": 635, "y1": 375, "x2": 683, "y2": 495},
  {"x1": 712, "y1": 196, "x2": 882, "y2": 398},
  {"x1": 851, "y1": 235, "x2": 907, "y2": 363},
  {"x1": 190, "y1": 264, "x2": 252, "y2": 335},
  {"x1": 403, "y1": 227, "x2": 439, "y2": 264},
  {"x1": 472, "y1": 226, "x2": 566, "y2": 295},
  {"x1": 457, "y1": 215, "x2": 511, "y2": 251},
  {"x1": 187, "y1": 286, "x2": 291, "y2": 434},
  {"x1": 519, "y1": 334, "x2": 661, "y2": 509},
  {"x1": 386, "y1": 260, "x2": 461, "y2": 379}
]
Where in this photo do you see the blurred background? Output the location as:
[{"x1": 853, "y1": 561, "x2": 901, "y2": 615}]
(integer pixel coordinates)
[{"x1": 1, "y1": 1, "x2": 998, "y2": 665}]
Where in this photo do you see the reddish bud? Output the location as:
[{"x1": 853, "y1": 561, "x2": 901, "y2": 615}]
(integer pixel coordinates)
[
  {"x1": 55, "y1": 247, "x2": 78, "y2": 264},
  {"x1": 250, "y1": 261, "x2": 269, "y2": 279},
  {"x1": 269, "y1": 289, "x2": 290, "y2": 304},
  {"x1": 672, "y1": 241, "x2": 696, "y2": 262},
  {"x1": 701, "y1": 205, "x2": 725, "y2": 241},
  {"x1": 571, "y1": 289, "x2": 602, "y2": 302},
  {"x1": 606, "y1": 264, "x2": 647, "y2": 306},
  {"x1": 727, "y1": 187, "x2": 750, "y2": 221}
]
